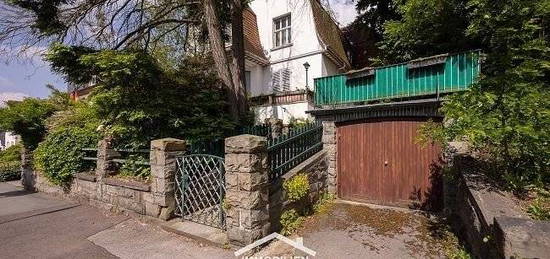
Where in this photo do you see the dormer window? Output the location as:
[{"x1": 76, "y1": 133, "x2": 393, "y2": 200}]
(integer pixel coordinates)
[{"x1": 273, "y1": 14, "x2": 291, "y2": 48}]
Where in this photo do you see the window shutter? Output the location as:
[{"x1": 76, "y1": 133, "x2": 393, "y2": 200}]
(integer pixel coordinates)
[
  {"x1": 272, "y1": 70, "x2": 281, "y2": 92},
  {"x1": 282, "y1": 68, "x2": 291, "y2": 92}
]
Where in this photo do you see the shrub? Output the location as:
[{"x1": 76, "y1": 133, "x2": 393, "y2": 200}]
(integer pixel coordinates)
[
  {"x1": 280, "y1": 209, "x2": 304, "y2": 235},
  {"x1": 0, "y1": 161, "x2": 21, "y2": 182},
  {"x1": 527, "y1": 189, "x2": 550, "y2": 221},
  {"x1": 47, "y1": 46, "x2": 237, "y2": 148},
  {"x1": 283, "y1": 173, "x2": 310, "y2": 202},
  {"x1": 313, "y1": 192, "x2": 335, "y2": 214},
  {"x1": 0, "y1": 97, "x2": 58, "y2": 149},
  {"x1": 34, "y1": 127, "x2": 99, "y2": 185},
  {"x1": 0, "y1": 144, "x2": 22, "y2": 163},
  {"x1": 119, "y1": 155, "x2": 151, "y2": 180}
]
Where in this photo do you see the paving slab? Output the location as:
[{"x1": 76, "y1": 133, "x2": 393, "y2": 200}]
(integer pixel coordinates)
[
  {"x1": 0, "y1": 182, "x2": 75, "y2": 219},
  {"x1": 88, "y1": 218, "x2": 235, "y2": 259},
  {"x1": 161, "y1": 219, "x2": 229, "y2": 248},
  {"x1": 255, "y1": 201, "x2": 464, "y2": 259},
  {"x1": 0, "y1": 203, "x2": 128, "y2": 259}
]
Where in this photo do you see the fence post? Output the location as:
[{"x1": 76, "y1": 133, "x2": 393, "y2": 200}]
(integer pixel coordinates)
[
  {"x1": 95, "y1": 137, "x2": 120, "y2": 181},
  {"x1": 225, "y1": 135, "x2": 270, "y2": 247},
  {"x1": 322, "y1": 120, "x2": 337, "y2": 194},
  {"x1": 149, "y1": 138, "x2": 186, "y2": 220},
  {"x1": 268, "y1": 118, "x2": 283, "y2": 139}
]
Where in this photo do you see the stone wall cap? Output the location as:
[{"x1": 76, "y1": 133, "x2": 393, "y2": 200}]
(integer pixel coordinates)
[
  {"x1": 495, "y1": 216, "x2": 550, "y2": 258},
  {"x1": 461, "y1": 172, "x2": 528, "y2": 222},
  {"x1": 103, "y1": 177, "x2": 151, "y2": 192},
  {"x1": 151, "y1": 138, "x2": 186, "y2": 152},
  {"x1": 75, "y1": 172, "x2": 96, "y2": 182},
  {"x1": 225, "y1": 135, "x2": 267, "y2": 153}
]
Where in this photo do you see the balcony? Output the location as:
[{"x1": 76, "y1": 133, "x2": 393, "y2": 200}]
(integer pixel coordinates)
[{"x1": 314, "y1": 50, "x2": 481, "y2": 107}]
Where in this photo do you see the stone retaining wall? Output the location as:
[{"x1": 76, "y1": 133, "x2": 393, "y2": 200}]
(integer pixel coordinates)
[
  {"x1": 269, "y1": 150, "x2": 328, "y2": 231},
  {"x1": 452, "y1": 156, "x2": 550, "y2": 259},
  {"x1": 223, "y1": 134, "x2": 330, "y2": 246},
  {"x1": 21, "y1": 138, "x2": 185, "y2": 220}
]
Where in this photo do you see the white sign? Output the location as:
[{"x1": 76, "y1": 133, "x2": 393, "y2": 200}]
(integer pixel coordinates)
[{"x1": 234, "y1": 232, "x2": 316, "y2": 258}]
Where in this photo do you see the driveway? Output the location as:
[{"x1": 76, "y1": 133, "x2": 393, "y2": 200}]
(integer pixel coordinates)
[
  {"x1": 0, "y1": 182, "x2": 233, "y2": 259},
  {"x1": 256, "y1": 201, "x2": 466, "y2": 259}
]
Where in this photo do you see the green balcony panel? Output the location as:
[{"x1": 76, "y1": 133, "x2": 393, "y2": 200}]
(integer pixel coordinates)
[{"x1": 314, "y1": 51, "x2": 480, "y2": 106}]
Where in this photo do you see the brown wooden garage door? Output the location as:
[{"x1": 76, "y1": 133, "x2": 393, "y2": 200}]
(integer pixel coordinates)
[{"x1": 337, "y1": 117, "x2": 442, "y2": 210}]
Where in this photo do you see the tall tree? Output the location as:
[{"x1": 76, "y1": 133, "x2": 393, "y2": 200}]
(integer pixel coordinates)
[{"x1": 0, "y1": 0, "x2": 248, "y2": 121}]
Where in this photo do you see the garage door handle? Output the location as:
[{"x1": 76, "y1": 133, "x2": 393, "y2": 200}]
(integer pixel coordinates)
[{"x1": 384, "y1": 160, "x2": 388, "y2": 166}]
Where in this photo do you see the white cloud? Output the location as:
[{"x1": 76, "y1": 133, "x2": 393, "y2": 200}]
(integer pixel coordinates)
[
  {"x1": 0, "y1": 92, "x2": 28, "y2": 107},
  {"x1": 328, "y1": 0, "x2": 358, "y2": 27}
]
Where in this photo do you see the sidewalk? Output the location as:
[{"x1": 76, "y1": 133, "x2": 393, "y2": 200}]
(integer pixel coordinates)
[{"x1": 0, "y1": 182, "x2": 234, "y2": 259}]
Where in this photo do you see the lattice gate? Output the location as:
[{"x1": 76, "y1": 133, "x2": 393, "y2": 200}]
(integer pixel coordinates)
[{"x1": 175, "y1": 154, "x2": 226, "y2": 229}]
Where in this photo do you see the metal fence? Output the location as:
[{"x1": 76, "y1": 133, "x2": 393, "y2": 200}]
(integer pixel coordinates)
[
  {"x1": 267, "y1": 123, "x2": 323, "y2": 180},
  {"x1": 240, "y1": 124, "x2": 272, "y2": 139},
  {"x1": 81, "y1": 148, "x2": 150, "y2": 166}
]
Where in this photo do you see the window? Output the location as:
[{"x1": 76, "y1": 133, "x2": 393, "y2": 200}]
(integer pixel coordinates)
[
  {"x1": 273, "y1": 14, "x2": 291, "y2": 48},
  {"x1": 245, "y1": 71, "x2": 251, "y2": 93},
  {"x1": 272, "y1": 68, "x2": 291, "y2": 92}
]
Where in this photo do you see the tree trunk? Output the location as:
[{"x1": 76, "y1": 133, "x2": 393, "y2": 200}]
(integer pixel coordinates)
[
  {"x1": 202, "y1": 0, "x2": 248, "y2": 121},
  {"x1": 230, "y1": 0, "x2": 248, "y2": 118}
]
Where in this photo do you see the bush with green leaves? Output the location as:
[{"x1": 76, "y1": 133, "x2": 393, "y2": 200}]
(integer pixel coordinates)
[
  {"x1": 119, "y1": 155, "x2": 151, "y2": 180},
  {"x1": 404, "y1": 0, "x2": 550, "y2": 191},
  {"x1": 46, "y1": 45, "x2": 236, "y2": 148},
  {"x1": 0, "y1": 144, "x2": 22, "y2": 163},
  {"x1": 0, "y1": 161, "x2": 21, "y2": 182},
  {"x1": 283, "y1": 173, "x2": 310, "y2": 202},
  {"x1": 280, "y1": 209, "x2": 305, "y2": 235},
  {"x1": 0, "y1": 93, "x2": 64, "y2": 150},
  {"x1": 34, "y1": 127, "x2": 99, "y2": 185}
]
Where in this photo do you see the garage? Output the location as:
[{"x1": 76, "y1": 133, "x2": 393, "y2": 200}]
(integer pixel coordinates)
[{"x1": 336, "y1": 116, "x2": 443, "y2": 209}]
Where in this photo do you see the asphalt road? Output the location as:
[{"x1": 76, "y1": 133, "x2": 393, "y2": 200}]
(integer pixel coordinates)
[{"x1": 0, "y1": 182, "x2": 128, "y2": 259}]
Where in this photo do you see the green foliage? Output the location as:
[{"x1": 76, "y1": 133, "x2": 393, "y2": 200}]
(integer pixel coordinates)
[
  {"x1": 8, "y1": 0, "x2": 68, "y2": 35},
  {"x1": 0, "y1": 144, "x2": 22, "y2": 163},
  {"x1": 446, "y1": 246, "x2": 472, "y2": 259},
  {"x1": 283, "y1": 173, "x2": 310, "y2": 202},
  {"x1": 313, "y1": 192, "x2": 335, "y2": 214},
  {"x1": 527, "y1": 189, "x2": 550, "y2": 220},
  {"x1": 0, "y1": 96, "x2": 58, "y2": 149},
  {"x1": 0, "y1": 161, "x2": 21, "y2": 182},
  {"x1": 355, "y1": 0, "x2": 401, "y2": 38},
  {"x1": 379, "y1": 0, "x2": 474, "y2": 63},
  {"x1": 431, "y1": 0, "x2": 549, "y2": 190},
  {"x1": 280, "y1": 209, "x2": 305, "y2": 235},
  {"x1": 119, "y1": 155, "x2": 151, "y2": 180},
  {"x1": 34, "y1": 127, "x2": 99, "y2": 185},
  {"x1": 46, "y1": 45, "x2": 236, "y2": 148}
]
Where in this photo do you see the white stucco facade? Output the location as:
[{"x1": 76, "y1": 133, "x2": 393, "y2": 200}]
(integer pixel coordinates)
[
  {"x1": 246, "y1": 0, "x2": 349, "y2": 124},
  {"x1": 0, "y1": 131, "x2": 20, "y2": 150}
]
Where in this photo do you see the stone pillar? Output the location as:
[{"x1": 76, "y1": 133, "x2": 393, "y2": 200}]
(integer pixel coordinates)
[
  {"x1": 149, "y1": 138, "x2": 186, "y2": 220},
  {"x1": 21, "y1": 147, "x2": 35, "y2": 191},
  {"x1": 225, "y1": 135, "x2": 270, "y2": 246},
  {"x1": 95, "y1": 138, "x2": 120, "y2": 180},
  {"x1": 268, "y1": 118, "x2": 283, "y2": 139},
  {"x1": 322, "y1": 120, "x2": 337, "y2": 194}
]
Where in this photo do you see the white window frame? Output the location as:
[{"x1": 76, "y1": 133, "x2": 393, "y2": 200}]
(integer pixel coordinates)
[{"x1": 273, "y1": 13, "x2": 291, "y2": 49}]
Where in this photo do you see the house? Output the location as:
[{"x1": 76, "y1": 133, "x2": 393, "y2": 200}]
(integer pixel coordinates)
[
  {"x1": 245, "y1": 0, "x2": 351, "y2": 123},
  {"x1": 68, "y1": 0, "x2": 351, "y2": 124},
  {"x1": 0, "y1": 131, "x2": 20, "y2": 150}
]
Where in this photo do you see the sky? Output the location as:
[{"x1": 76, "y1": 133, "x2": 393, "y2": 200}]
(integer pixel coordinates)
[{"x1": 0, "y1": 0, "x2": 358, "y2": 99}]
